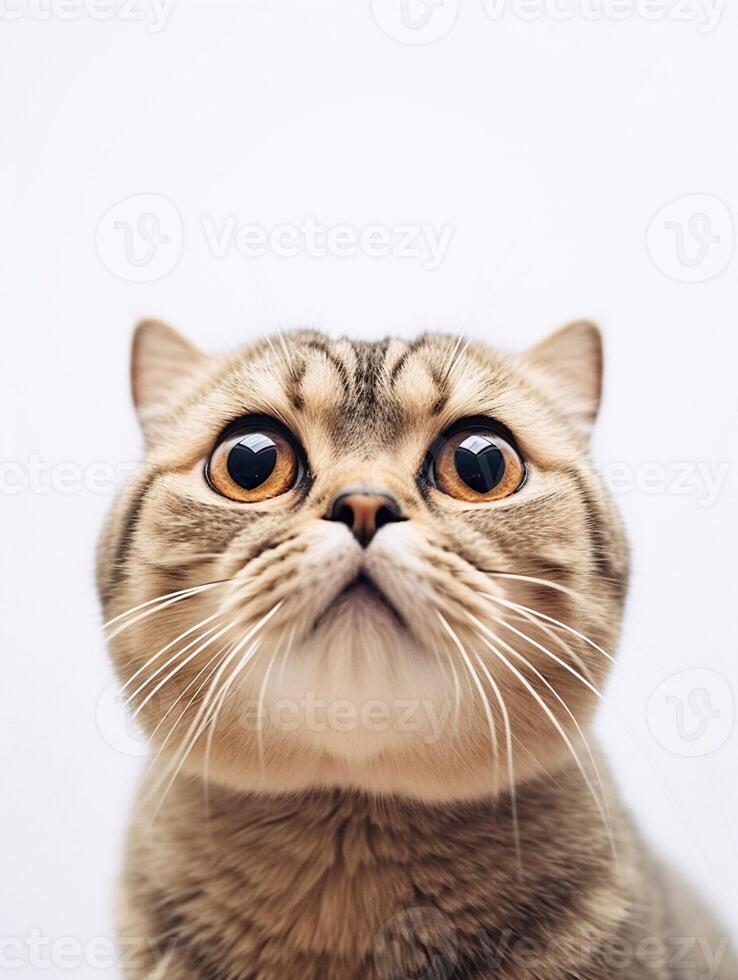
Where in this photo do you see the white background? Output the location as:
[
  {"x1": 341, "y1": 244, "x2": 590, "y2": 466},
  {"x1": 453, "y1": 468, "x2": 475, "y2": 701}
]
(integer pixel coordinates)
[{"x1": 1, "y1": 1, "x2": 737, "y2": 974}]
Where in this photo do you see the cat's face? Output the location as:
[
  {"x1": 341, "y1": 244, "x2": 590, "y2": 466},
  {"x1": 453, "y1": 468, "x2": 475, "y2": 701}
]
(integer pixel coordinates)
[{"x1": 99, "y1": 322, "x2": 628, "y2": 801}]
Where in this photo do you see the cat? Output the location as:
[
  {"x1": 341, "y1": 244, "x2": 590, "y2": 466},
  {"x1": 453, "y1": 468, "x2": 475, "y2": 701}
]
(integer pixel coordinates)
[{"x1": 98, "y1": 319, "x2": 735, "y2": 979}]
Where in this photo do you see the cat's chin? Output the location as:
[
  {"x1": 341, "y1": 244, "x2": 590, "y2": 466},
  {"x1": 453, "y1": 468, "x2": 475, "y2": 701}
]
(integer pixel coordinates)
[
  {"x1": 250, "y1": 622, "x2": 451, "y2": 763},
  {"x1": 311, "y1": 573, "x2": 408, "y2": 636}
]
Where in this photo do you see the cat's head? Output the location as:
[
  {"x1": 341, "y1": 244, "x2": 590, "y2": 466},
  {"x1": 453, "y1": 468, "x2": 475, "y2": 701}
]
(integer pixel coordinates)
[{"x1": 99, "y1": 321, "x2": 628, "y2": 801}]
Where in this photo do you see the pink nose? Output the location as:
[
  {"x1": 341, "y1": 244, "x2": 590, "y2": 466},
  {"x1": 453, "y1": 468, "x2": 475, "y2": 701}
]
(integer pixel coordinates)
[{"x1": 327, "y1": 491, "x2": 405, "y2": 546}]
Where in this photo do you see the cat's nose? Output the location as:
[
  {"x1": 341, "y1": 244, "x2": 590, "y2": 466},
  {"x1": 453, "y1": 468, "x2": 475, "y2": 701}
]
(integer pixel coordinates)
[{"x1": 327, "y1": 490, "x2": 406, "y2": 547}]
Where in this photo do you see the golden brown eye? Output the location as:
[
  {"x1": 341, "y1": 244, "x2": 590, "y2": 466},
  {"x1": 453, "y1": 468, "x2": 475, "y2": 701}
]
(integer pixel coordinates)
[
  {"x1": 430, "y1": 425, "x2": 525, "y2": 502},
  {"x1": 206, "y1": 421, "x2": 300, "y2": 503}
]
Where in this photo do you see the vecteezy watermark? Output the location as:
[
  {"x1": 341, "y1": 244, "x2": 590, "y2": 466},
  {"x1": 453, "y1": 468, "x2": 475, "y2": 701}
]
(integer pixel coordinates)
[
  {"x1": 374, "y1": 907, "x2": 458, "y2": 980},
  {"x1": 480, "y1": 0, "x2": 726, "y2": 32},
  {"x1": 646, "y1": 194, "x2": 734, "y2": 283},
  {"x1": 0, "y1": 0, "x2": 176, "y2": 32},
  {"x1": 596, "y1": 459, "x2": 730, "y2": 509},
  {"x1": 0, "y1": 930, "x2": 179, "y2": 971},
  {"x1": 371, "y1": 0, "x2": 460, "y2": 45},
  {"x1": 372, "y1": 908, "x2": 732, "y2": 979},
  {"x1": 370, "y1": 0, "x2": 727, "y2": 44},
  {"x1": 96, "y1": 685, "x2": 456, "y2": 756},
  {"x1": 95, "y1": 196, "x2": 454, "y2": 280},
  {"x1": 646, "y1": 669, "x2": 734, "y2": 757},
  {"x1": 96, "y1": 194, "x2": 184, "y2": 283},
  {"x1": 200, "y1": 215, "x2": 454, "y2": 271},
  {"x1": 96, "y1": 682, "x2": 152, "y2": 758},
  {"x1": 233, "y1": 693, "x2": 453, "y2": 744},
  {"x1": 0, "y1": 456, "x2": 137, "y2": 495},
  {"x1": 1, "y1": 456, "x2": 729, "y2": 506}
]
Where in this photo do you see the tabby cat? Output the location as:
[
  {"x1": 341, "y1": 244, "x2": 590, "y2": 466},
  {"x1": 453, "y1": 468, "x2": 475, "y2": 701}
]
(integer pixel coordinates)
[{"x1": 98, "y1": 320, "x2": 735, "y2": 979}]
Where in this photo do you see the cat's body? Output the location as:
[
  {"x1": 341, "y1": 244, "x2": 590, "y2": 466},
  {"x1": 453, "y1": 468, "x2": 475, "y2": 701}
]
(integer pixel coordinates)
[
  {"x1": 99, "y1": 322, "x2": 735, "y2": 979},
  {"x1": 119, "y1": 768, "x2": 732, "y2": 980}
]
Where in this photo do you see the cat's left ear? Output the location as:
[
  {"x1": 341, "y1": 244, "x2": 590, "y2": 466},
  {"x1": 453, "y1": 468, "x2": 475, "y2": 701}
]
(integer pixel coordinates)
[
  {"x1": 131, "y1": 319, "x2": 208, "y2": 443},
  {"x1": 522, "y1": 320, "x2": 603, "y2": 441}
]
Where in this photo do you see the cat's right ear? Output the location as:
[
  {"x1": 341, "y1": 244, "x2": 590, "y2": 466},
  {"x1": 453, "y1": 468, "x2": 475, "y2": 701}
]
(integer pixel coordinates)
[
  {"x1": 521, "y1": 320, "x2": 603, "y2": 443},
  {"x1": 131, "y1": 319, "x2": 208, "y2": 444}
]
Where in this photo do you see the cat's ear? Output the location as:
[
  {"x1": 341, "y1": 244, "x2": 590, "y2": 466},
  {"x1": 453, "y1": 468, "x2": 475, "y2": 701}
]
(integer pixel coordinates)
[
  {"x1": 131, "y1": 320, "x2": 208, "y2": 443},
  {"x1": 522, "y1": 320, "x2": 603, "y2": 441}
]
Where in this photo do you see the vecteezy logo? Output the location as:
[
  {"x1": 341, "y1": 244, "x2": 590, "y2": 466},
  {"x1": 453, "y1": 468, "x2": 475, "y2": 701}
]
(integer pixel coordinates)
[
  {"x1": 373, "y1": 906, "x2": 457, "y2": 980},
  {"x1": 371, "y1": 0, "x2": 459, "y2": 45},
  {"x1": 95, "y1": 193, "x2": 184, "y2": 282},
  {"x1": 646, "y1": 194, "x2": 734, "y2": 283},
  {"x1": 646, "y1": 669, "x2": 734, "y2": 757},
  {"x1": 95, "y1": 682, "x2": 152, "y2": 758}
]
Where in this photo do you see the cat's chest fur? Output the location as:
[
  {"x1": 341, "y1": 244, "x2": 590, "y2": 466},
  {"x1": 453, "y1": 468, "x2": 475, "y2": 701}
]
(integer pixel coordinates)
[{"x1": 119, "y1": 765, "x2": 664, "y2": 980}]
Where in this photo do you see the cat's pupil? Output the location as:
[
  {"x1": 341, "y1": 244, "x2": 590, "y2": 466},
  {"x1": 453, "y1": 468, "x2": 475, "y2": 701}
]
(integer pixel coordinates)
[
  {"x1": 454, "y1": 434, "x2": 505, "y2": 494},
  {"x1": 227, "y1": 433, "x2": 278, "y2": 490}
]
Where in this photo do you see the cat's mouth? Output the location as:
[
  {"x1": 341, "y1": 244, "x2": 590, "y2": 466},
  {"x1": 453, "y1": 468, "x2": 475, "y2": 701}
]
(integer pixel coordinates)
[{"x1": 312, "y1": 570, "x2": 407, "y2": 632}]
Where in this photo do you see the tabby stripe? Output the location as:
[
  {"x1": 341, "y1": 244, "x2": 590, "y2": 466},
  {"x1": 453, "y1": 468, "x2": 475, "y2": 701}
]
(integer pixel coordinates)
[
  {"x1": 303, "y1": 340, "x2": 351, "y2": 398},
  {"x1": 285, "y1": 358, "x2": 307, "y2": 411},
  {"x1": 389, "y1": 337, "x2": 429, "y2": 387},
  {"x1": 351, "y1": 339, "x2": 389, "y2": 412},
  {"x1": 567, "y1": 466, "x2": 622, "y2": 588},
  {"x1": 108, "y1": 467, "x2": 160, "y2": 592},
  {"x1": 428, "y1": 363, "x2": 450, "y2": 416}
]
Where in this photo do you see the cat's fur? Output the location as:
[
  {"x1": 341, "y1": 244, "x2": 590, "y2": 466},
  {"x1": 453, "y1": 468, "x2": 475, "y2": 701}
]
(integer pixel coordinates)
[{"x1": 98, "y1": 321, "x2": 735, "y2": 979}]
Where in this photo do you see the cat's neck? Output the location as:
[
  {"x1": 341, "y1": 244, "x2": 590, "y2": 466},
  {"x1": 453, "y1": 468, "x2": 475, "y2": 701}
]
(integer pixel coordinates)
[{"x1": 127, "y1": 763, "x2": 644, "y2": 979}]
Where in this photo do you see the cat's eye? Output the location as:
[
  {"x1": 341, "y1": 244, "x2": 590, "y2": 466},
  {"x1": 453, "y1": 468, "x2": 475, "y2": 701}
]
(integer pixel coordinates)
[
  {"x1": 206, "y1": 419, "x2": 302, "y2": 503},
  {"x1": 428, "y1": 422, "x2": 525, "y2": 503}
]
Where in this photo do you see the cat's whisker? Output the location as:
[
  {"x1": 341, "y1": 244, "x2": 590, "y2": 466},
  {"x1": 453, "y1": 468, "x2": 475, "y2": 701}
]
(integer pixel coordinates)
[
  {"x1": 149, "y1": 643, "x2": 232, "y2": 743},
  {"x1": 256, "y1": 642, "x2": 283, "y2": 771},
  {"x1": 471, "y1": 626, "x2": 612, "y2": 844},
  {"x1": 123, "y1": 619, "x2": 221, "y2": 702},
  {"x1": 105, "y1": 581, "x2": 226, "y2": 639},
  {"x1": 138, "y1": 641, "x2": 235, "y2": 805},
  {"x1": 276, "y1": 328, "x2": 294, "y2": 367},
  {"x1": 203, "y1": 638, "x2": 266, "y2": 814},
  {"x1": 103, "y1": 583, "x2": 216, "y2": 629},
  {"x1": 437, "y1": 613, "x2": 499, "y2": 791},
  {"x1": 165, "y1": 627, "x2": 263, "y2": 772},
  {"x1": 440, "y1": 333, "x2": 471, "y2": 386},
  {"x1": 140, "y1": 629, "x2": 240, "y2": 807},
  {"x1": 276, "y1": 622, "x2": 298, "y2": 692},
  {"x1": 103, "y1": 579, "x2": 226, "y2": 629},
  {"x1": 479, "y1": 612, "x2": 604, "y2": 701},
  {"x1": 206, "y1": 636, "x2": 269, "y2": 736},
  {"x1": 501, "y1": 608, "x2": 597, "y2": 685},
  {"x1": 471, "y1": 650, "x2": 521, "y2": 873},
  {"x1": 429, "y1": 635, "x2": 462, "y2": 731},
  {"x1": 486, "y1": 571, "x2": 583, "y2": 601},
  {"x1": 447, "y1": 651, "x2": 463, "y2": 732},
  {"x1": 470, "y1": 614, "x2": 615, "y2": 857},
  {"x1": 265, "y1": 331, "x2": 294, "y2": 380},
  {"x1": 480, "y1": 592, "x2": 616, "y2": 665},
  {"x1": 131, "y1": 621, "x2": 235, "y2": 718},
  {"x1": 146, "y1": 603, "x2": 283, "y2": 825},
  {"x1": 511, "y1": 730, "x2": 562, "y2": 790}
]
